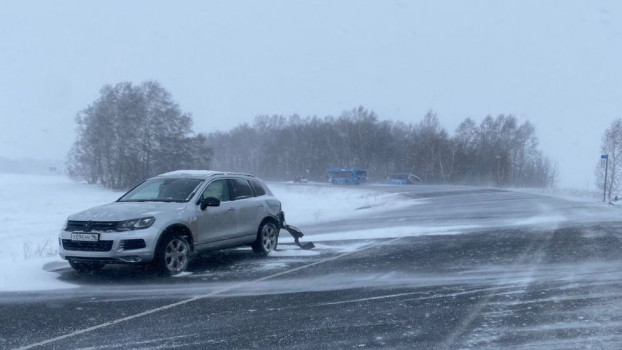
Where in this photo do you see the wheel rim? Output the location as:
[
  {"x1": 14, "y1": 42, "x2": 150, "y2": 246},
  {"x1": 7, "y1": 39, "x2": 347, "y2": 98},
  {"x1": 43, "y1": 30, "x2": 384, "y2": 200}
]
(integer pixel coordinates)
[
  {"x1": 261, "y1": 224, "x2": 277, "y2": 251},
  {"x1": 164, "y1": 238, "x2": 189, "y2": 273}
]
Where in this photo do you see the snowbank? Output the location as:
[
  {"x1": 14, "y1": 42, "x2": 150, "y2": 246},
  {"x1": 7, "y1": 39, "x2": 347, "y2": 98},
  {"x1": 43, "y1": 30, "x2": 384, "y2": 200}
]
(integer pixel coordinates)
[
  {"x1": 269, "y1": 183, "x2": 419, "y2": 225},
  {"x1": 0, "y1": 174, "x2": 123, "y2": 291}
]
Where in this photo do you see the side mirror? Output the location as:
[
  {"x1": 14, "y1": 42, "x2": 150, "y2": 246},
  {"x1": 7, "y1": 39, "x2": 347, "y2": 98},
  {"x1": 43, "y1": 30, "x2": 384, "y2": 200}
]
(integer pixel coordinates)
[{"x1": 200, "y1": 197, "x2": 221, "y2": 210}]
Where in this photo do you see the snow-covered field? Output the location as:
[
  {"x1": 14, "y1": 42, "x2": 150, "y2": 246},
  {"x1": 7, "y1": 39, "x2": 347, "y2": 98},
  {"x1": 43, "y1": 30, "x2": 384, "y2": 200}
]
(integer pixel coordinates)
[
  {"x1": 0, "y1": 175, "x2": 417, "y2": 292},
  {"x1": 0, "y1": 175, "x2": 123, "y2": 291}
]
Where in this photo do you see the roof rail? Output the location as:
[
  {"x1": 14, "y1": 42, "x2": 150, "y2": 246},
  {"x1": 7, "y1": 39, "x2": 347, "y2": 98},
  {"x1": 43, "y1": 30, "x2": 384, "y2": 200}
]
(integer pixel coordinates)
[
  {"x1": 222, "y1": 172, "x2": 257, "y2": 178},
  {"x1": 156, "y1": 170, "x2": 258, "y2": 178}
]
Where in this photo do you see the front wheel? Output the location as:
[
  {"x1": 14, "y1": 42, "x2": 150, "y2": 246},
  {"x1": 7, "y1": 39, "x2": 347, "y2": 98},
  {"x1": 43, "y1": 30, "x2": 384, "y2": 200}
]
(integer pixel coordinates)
[
  {"x1": 153, "y1": 235, "x2": 190, "y2": 275},
  {"x1": 68, "y1": 260, "x2": 105, "y2": 274},
  {"x1": 252, "y1": 221, "x2": 278, "y2": 255}
]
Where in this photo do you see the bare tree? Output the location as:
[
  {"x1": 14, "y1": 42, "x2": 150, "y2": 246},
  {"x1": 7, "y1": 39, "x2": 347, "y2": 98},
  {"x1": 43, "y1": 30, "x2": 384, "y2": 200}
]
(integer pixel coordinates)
[
  {"x1": 67, "y1": 81, "x2": 212, "y2": 189},
  {"x1": 595, "y1": 118, "x2": 622, "y2": 200}
]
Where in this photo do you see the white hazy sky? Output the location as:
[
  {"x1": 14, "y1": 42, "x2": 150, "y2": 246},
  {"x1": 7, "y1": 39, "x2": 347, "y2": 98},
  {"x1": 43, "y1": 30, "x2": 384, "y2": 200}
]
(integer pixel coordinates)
[{"x1": 1, "y1": 0, "x2": 621, "y2": 189}]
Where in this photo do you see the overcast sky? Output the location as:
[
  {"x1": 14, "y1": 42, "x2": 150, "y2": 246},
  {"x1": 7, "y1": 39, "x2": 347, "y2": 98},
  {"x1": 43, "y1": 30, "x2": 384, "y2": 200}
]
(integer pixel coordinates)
[{"x1": 1, "y1": 0, "x2": 621, "y2": 189}]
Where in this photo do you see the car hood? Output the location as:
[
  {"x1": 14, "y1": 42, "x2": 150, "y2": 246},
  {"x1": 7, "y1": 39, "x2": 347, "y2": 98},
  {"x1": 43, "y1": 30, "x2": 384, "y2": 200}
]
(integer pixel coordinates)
[{"x1": 68, "y1": 201, "x2": 189, "y2": 222}]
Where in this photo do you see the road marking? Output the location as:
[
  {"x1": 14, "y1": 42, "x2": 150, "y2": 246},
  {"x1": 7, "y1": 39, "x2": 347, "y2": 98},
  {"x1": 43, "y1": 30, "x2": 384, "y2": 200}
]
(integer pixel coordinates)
[
  {"x1": 13, "y1": 237, "x2": 403, "y2": 350},
  {"x1": 314, "y1": 286, "x2": 528, "y2": 306},
  {"x1": 314, "y1": 285, "x2": 521, "y2": 307},
  {"x1": 315, "y1": 291, "x2": 422, "y2": 306}
]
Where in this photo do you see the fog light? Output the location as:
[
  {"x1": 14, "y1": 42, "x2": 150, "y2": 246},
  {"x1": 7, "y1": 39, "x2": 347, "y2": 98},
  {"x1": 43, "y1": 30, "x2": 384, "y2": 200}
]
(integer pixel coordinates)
[
  {"x1": 118, "y1": 239, "x2": 147, "y2": 251},
  {"x1": 119, "y1": 256, "x2": 142, "y2": 263}
]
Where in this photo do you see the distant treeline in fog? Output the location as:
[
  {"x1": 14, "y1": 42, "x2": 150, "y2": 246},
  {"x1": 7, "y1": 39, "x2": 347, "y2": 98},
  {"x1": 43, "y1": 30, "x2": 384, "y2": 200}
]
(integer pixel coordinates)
[
  {"x1": 67, "y1": 81, "x2": 555, "y2": 189},
  {"x1": 0, "y1": 157, "x2": 63, "y2": 175},
  {"x1": 206, "y1": 107, "x2": 556, "y2": 187}
]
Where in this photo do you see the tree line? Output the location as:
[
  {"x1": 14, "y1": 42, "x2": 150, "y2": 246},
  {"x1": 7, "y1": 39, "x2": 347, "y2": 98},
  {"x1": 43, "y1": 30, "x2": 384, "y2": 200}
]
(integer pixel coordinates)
[
  {"x1": 67, "y1": 81, "x2": 556, "y2": 189},
  {"x1": 67, "y1": 81, "x2": 211, "y2": 189},
  {"x1": 206, "y1": 107, "x2": 557, "y2": 187}
]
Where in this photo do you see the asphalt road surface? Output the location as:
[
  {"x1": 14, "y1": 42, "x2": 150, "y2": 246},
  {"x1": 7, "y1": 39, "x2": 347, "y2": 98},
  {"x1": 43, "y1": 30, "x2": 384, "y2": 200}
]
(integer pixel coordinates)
[{"x1": 2, "y1": 185, "x2": 622, "y2": 350}]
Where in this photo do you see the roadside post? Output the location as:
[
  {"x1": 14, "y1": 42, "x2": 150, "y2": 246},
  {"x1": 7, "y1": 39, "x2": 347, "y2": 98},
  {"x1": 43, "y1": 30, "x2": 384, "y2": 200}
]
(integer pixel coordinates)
[{"x1": 602, "y1": 154, "x2": 609, "y2": 202}]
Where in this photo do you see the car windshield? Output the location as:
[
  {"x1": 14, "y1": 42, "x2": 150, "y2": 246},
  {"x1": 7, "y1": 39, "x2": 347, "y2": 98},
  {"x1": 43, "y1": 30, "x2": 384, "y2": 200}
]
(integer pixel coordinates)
[{"x1": 118, "y1": 178, "x2": 204, "y2": 202}]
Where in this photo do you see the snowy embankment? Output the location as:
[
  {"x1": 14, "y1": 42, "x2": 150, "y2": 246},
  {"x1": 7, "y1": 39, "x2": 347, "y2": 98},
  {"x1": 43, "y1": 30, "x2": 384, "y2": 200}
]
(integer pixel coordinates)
[
  {"x1": 269, "y1": 182, "x2": 416, "y2": 224},
  {"x1": 0, "y1": 175, "x2": 416, "y2": 292},
  {"x1": 0, "y1": 175, "x2": 124, "y2": 291}
]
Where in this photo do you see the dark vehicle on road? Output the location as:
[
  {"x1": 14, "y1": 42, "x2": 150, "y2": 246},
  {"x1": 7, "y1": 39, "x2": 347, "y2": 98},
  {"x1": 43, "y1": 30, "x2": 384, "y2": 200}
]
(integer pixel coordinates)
[
  {"x1": 293, "y1": 175, "x2": 309, "y2": 183},
  {"x1": 385, "y1": 173, "x2": 422, "y2": 185}
]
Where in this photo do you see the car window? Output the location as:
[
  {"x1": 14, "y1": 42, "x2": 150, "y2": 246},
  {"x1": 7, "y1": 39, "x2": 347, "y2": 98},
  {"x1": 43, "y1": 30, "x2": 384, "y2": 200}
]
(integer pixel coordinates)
[
  {"x1": 249, "y1": 180, "x2": 266, "y2": 197},
  {"x1": 229, "y1": 178, "x2": 254, "y2": 200},
  {"x1": 200, "y1": 179, "x2": 231, "y2": 202}
]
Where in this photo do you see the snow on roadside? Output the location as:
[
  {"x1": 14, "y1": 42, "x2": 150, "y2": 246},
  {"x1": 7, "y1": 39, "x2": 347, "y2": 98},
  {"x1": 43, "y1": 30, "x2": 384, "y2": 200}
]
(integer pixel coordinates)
[
  {"x1": 269, "y1": 183, "x2": 420, "y2": 225},
  {"x1": 508, "y1": 187, "x2": 603, "y2": 204},
  {"x1": 506, "y1": 187, "x2": 622, "y2": 224},
  {"x1": 1, "y1": 257, "x2": 76, "y2": 291},
  {"x1": 0, "y1": 174, "x2": 122, "y2": 291}
]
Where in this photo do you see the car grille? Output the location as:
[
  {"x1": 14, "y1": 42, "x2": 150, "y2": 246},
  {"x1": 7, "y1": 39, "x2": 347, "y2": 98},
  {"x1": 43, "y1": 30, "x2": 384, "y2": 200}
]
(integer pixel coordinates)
[
  {"x1": 62, "y1": 239, "x2": 114, "y2": 252},
  {"x1": 65, "y1": 220, "x2": 119, "y2": 232}
]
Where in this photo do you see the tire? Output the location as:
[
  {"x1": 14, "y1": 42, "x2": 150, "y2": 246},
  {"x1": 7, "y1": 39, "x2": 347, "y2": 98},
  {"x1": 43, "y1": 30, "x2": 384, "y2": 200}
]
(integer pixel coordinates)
[
  {"x1": 252, "y1": 221, "x2": 279, "y2": 255},
  {"x1": 153, "y1": 235, "x2": 191, "y2": 275},
  {"x1": 68, "y1": 260, "x2": 105, "y2": 274}
]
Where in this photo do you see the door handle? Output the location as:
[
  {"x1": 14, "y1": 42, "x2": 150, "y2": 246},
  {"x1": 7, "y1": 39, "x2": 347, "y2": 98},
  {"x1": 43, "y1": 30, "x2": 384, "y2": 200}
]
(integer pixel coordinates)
[
  {"x1": 227, "y1": 207, "x2": 235, "y2": 212},
  {"x1": 257, "y1": 204, "x2": 264, "y2": 208}
]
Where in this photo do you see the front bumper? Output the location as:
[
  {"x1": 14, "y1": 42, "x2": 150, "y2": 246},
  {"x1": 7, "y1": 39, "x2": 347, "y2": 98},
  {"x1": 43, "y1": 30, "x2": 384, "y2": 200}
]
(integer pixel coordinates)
[{"x1": 58, "y1": 227, "x2": 160, "y2": 264}]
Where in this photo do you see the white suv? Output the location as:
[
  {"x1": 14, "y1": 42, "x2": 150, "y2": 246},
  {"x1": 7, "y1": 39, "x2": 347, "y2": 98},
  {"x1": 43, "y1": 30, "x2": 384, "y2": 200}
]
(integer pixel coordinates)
[{"x1": 59, "y1": 170, "x2": 284, "y2": 275}]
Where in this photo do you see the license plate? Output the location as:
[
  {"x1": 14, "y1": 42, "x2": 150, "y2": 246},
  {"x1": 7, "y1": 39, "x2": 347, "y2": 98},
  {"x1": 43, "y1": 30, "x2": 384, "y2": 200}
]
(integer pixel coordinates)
[{"x1": 71, "y1": 233, "x2": 99, "y2": 242}]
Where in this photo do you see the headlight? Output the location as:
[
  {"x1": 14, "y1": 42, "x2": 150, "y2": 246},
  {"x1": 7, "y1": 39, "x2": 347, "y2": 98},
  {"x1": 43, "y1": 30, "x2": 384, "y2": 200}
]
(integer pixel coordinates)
[{"x1": 116, "y1": 217, "x2": 156, "y2": 231}]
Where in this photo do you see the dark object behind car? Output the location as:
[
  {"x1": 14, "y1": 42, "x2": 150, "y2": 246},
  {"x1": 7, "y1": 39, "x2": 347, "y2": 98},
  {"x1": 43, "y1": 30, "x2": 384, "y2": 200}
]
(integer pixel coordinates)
[{"x1": 385, "y1": 173, "x2": 422, "y2": 185}]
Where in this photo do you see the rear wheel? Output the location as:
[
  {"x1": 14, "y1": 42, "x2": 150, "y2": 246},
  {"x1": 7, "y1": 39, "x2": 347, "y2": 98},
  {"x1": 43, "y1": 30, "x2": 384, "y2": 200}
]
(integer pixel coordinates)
[
  {"x1": 68, "y1": 260, "x2": 105, "y2": 274},
  {"x1": 252, "y1": 221, "x2": 278, "y2": 255},
  {"x1": 153, "y1": 235, "x2": 190, "y2": 275}
]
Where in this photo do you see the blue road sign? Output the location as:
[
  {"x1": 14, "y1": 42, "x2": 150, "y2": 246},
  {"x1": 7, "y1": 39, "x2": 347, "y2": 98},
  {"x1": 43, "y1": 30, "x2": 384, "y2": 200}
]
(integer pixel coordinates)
[{"x1": 602, "y1": 154, "x2": 609, "y2": 159}]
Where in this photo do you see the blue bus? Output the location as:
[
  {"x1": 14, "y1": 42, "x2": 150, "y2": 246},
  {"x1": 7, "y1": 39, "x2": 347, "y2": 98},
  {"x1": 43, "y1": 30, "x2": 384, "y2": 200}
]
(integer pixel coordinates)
[{"x1": 327, "y1": 168, "x2": 368, "y2": 185}]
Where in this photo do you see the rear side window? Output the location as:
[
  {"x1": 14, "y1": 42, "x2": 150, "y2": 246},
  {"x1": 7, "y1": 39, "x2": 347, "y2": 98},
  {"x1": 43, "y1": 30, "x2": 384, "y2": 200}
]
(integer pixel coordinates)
[
  {"x1": 249, "y1": 180, "x2": 267, "y2": 197},
  {"x1": 200, "y1": 179, "x2": 231, "y2": 202},
  {"x1": 229, "y1": 179, "x2": 254, "y2": 200}
]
